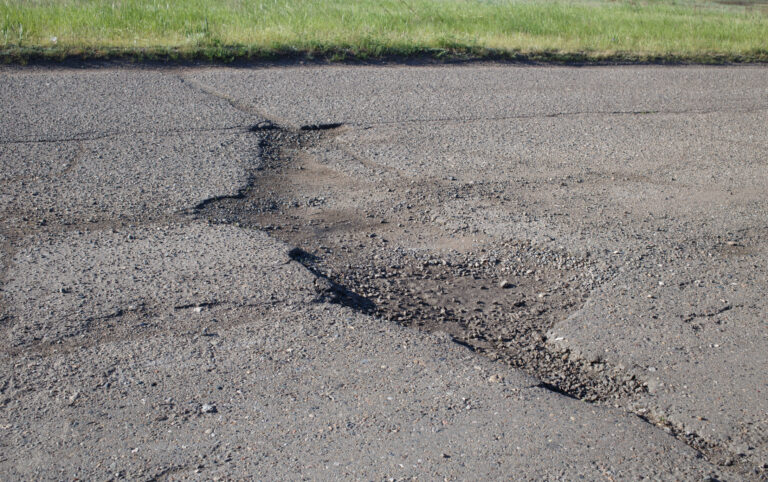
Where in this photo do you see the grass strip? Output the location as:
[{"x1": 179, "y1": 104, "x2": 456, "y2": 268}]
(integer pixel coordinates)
[{"x1": 2, "y1": 0, "x2": 768, "y2": 64}]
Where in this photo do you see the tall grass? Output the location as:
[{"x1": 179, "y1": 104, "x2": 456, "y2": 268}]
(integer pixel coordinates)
[{"x1": 2, "y1": 0, "x2": 767, "y2": 62}]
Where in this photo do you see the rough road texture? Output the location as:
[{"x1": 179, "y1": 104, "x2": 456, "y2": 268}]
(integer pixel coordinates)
[{"x1": 1, "y1": 64, "x2": 767, "y2": 480}]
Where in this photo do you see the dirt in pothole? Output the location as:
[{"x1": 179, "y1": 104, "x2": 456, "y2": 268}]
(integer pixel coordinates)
[{"x1": 195, "y1": 126, "x2": 646, "y2": 403}]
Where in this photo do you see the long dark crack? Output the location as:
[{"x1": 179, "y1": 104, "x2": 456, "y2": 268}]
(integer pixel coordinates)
[
  {"x1": 0, "y1": 125, "x2": 252, "y2": 145},
  {"x1": 361, "y1": 105, "x2": 768, "y2": 128},
  {"x1": 192, "y1": 121, "x2": 758, "y2": 478},
  {"x1": 638, "y1": 412, "x2": 760, "y2": 478}
]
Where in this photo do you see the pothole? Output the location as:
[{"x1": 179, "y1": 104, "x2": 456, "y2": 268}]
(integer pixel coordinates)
[
  {"x1": 194, "y1": 123, "x2": 645, "y2": 403},
  {"x1": 192, "y1": 122, "x2": 768, "y2": 476}
]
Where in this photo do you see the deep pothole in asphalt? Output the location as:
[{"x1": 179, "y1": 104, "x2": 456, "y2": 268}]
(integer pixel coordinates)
[{"x1": 194, "y1": 123, "x2": 647, "y2": 404}]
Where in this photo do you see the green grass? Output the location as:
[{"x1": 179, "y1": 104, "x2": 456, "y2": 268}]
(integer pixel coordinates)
[{"x1": 2, "y1": 0, "x2": 768, "y2": 63}]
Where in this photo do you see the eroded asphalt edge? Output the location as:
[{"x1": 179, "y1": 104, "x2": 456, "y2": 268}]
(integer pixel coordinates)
[{"x1": 174, "y1": 72, "x2": 756, "y2": 478}]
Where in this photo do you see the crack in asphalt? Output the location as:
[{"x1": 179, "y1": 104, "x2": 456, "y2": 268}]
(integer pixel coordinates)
[
  {"x1": 0, "y1": 125, "x2": 253, "y2": 145},
  {"x1": 0, "y1": 83, "x2": 759, "y2": 476},
  {"x1": 174, "y1": 73, "x2": 295, "y2": 127},
  {"x1": 174, "y1": 72, "x2": 768, "y2": 134},
  {"x1": 357, "y1": 105, "x2": 768, "y2": 128},
  {"x1": 3, "y1": 74, "x2": 761, "y2": 478},
  {"x1": 187, "y1": 120, "x2": 760, "y2": 478},
  {"x1": 4, "y1": 101, "x2": 764, "y2": 147}
]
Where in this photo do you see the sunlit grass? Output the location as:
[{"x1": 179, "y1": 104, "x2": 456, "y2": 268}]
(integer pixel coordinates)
[{"x1": 2, "y1": 0, "x2": 767, "y2": 62}]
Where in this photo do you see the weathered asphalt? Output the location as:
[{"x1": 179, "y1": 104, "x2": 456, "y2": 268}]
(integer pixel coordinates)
[{"x1": 1, "y1": 64, "x2": 766, "y2": 480}]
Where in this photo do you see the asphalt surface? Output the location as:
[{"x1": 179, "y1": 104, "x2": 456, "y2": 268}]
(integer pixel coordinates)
[{"x1": 1, "y1": 64, "x2": 767, "y2": 480}]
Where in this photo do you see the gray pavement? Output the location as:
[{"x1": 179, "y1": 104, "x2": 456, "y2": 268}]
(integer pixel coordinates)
[
  {"x1": 0, "y1": 70, "x2": 254, "y2": 142},
  {"x1": 0, "y1": 224, "x2": 715, "y2": 480},
  {"x1": 1, "y1": 131, "x2": 260, "y2": 226},
  {"x1": 187, "y1": 65, "x2": 768, "y2": 127},
  {"x1": 1, "y1": 64, "x2": 767, "y2": 479}
]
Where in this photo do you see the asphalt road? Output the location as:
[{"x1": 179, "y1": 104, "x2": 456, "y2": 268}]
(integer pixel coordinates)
[{"x1": 1, "y1": 64, "x2": 767, "y2": 480}]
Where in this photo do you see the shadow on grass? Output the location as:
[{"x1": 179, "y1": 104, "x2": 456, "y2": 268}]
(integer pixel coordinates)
[{"x1": 3, "y1": 45, "x2": 768, "y2": 67}]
